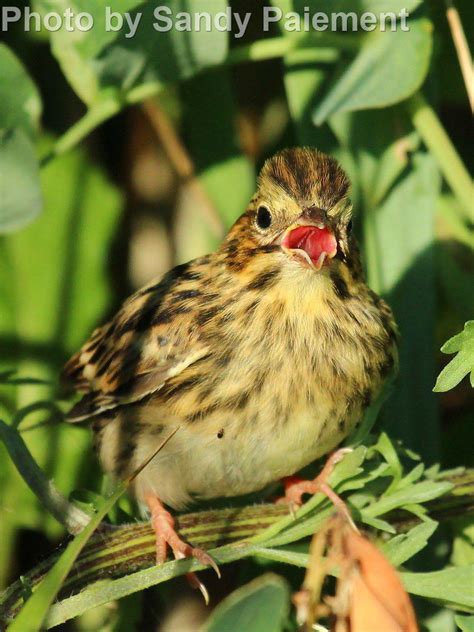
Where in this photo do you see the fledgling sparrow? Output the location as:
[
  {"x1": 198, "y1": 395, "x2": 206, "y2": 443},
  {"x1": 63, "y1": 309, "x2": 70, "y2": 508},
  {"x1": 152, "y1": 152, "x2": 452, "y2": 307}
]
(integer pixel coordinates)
[{"x1": 63, "y1": 147, "x2": 397, "y2": 571}]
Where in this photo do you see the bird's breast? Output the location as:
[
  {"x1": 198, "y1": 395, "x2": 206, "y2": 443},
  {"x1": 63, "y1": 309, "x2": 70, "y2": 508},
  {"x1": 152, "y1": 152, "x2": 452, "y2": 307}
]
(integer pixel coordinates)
[{"x1": 100, "y1": 268, "x2": 396, "y2": 507}]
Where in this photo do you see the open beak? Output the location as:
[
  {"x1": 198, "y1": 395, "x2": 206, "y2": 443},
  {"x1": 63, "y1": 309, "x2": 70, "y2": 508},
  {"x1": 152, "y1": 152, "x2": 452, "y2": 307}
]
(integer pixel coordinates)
[{"x1": 280, "y1": 221, "x2": 338, "y2": 271}]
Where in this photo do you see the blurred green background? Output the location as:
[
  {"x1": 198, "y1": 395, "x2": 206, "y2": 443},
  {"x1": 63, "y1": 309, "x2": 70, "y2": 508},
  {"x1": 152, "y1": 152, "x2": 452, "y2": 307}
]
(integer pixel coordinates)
[{"x1": 0, "y1": 0, "x2": 472, "y2": 629}]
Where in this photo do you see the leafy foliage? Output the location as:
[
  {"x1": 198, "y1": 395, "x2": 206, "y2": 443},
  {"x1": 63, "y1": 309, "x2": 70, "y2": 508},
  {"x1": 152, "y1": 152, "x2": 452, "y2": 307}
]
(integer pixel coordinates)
[
  {"x1": 434, "y1": 321, "x2": 474, "y2": 392},
  {"x1": 0, "y1": 0, "x2": 472, "y2": 629}
]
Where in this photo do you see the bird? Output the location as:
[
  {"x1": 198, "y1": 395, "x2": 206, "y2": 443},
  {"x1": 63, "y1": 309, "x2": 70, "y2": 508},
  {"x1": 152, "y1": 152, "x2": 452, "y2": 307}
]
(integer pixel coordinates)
[{"x1": 62, "y1": 147, "x2": 397, "y2": 576}]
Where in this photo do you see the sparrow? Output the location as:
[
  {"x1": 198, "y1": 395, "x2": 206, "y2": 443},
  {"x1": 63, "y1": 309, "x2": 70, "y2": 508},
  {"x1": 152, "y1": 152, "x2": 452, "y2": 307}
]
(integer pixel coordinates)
[{"x1": 63, "y1": 147, "x2": 397, "y2": 572}]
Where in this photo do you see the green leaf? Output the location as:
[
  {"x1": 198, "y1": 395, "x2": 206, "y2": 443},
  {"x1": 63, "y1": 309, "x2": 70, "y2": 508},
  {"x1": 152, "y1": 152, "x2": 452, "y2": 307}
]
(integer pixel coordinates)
[
  {"x1": 314, "y1": 18, "x2": 432, "y2": 124},
  {"x1": 382, "y1": 520, "x2": 438, "y2": 566},
  {"x1": 179, "y1": 67, "x2": 255, "y2": 252},
  {"x1": 252, "y1": 547, "x2": 309, "y2": 568},
  {"x1": 451, "y1": 516, "x2": 474, "y2": 567},
  {"x1": 3, "y1": 141, "x2": 123, "y2": 354},
  {"x1": 364, "y1": 479, "x2": 453, "y2": 518},
  {"x1": 456, "y1": 614, "x2": 474, "y2": 632},
  {"x1": 437, "y1": 194, "x2": 474, "y2": 248},
  {"x1": 434, "y1": 322, "x2": 474, "y2": 392},
  {"x1": 370, "y1": 431, "x2": 403, "y2": 484},
  {"x1": 361, "y1": 515, "x2": 396, "y2": 533},
  {"x1": 289, "y1": 0, "x2": 423, "y2": 13},
  {"x1": 0, "y1": 129, "x2": 42, "y2": 234},
  {"x1": 0, "y1": 45, "x2": 41, "y2": 135},
  {"x1": 371, "y1": 151, "x2": 440, "y2": 460},
  {"x1": 204, "y1": 574, "x2": 290, "y2": 632},
  {"x1": 400, "y1": 565, "x2": 474, "y2": 610},
  {"x1": 38, "y1": 0, "x2": 228, "y2": 106},
  {"x1": 0, "y1": 45, "x2": 42, "y2": 233}
]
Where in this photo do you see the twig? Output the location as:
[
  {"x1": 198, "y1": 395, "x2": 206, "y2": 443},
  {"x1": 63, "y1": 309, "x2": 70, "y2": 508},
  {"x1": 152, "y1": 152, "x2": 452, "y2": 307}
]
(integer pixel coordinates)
[
  {"x1": 445, "y1": 0, "x2": 474, "y2": 111},
  {"x1": 141, "y1": 100, "x2": 225, "y2": 239}
]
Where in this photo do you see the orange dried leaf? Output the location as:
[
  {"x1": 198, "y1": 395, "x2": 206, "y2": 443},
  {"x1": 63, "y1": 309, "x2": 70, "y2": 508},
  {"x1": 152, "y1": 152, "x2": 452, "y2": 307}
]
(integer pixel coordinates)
[
  {"x1": 336, "y1": 526, "x2": 418, "y2": 632},
  {"x1": 293, "y1": 516, "x2": 419, "y2": 632}
]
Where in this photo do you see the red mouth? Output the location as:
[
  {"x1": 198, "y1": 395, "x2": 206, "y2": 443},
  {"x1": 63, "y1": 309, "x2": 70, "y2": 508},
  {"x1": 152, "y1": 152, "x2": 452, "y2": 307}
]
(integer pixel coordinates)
[{"x1": 281, "y1": 225, "x2": 337, "y2": 269}]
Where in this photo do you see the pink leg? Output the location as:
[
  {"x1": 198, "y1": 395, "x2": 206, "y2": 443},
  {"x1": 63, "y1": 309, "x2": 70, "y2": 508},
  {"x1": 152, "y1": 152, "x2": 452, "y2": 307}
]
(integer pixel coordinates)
[
  {"x1": 276, "y1": 449, "x2": 356, "y2": 528},
  {"x1": 145, "y1": 494, "x2": 220, "y2": 602}
]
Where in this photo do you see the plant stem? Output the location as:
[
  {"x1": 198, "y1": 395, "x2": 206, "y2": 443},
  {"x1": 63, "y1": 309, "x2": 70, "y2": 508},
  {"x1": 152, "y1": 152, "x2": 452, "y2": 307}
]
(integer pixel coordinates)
[
  {"x1": 40, "y1": 97, "x2": 122, "y2": 167},
  {"x1": 445, "y1": 0, "x2": 474, "y2": 110},
  {"x1": 226, "y1": 35, "x2": 345, "y2": 64},
  {"x1": 142, "y1": 100, "x2": 224, "y2": 238},
  {"x1": 363, "y1": 208, "x2": 383, "y2": 295},
  {"x1": 0, "y1": 420, "x2": 90, "y2": 535},
  {"x1": 1, "y1": 469, "x2": 473, "y2": 626},
  {"x1": 407, "y1": 92, "x2": 473, "y2": 222}
]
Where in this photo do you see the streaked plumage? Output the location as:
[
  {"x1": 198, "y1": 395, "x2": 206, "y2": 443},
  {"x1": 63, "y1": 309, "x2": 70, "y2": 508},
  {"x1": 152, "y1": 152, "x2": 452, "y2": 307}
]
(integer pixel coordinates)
[{"x1": 63, "y1": 147, "x2": 397, "y2": 511}]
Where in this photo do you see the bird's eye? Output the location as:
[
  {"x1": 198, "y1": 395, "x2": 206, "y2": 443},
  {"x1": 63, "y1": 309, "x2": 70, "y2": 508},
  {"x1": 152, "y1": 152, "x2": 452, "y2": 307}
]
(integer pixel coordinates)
[
  {"x1": 347, "y1": 219, "x2": 353, "y2": 233},
  {"x1": 256, "y1": 206, "x2": 272, "y2": 229}
]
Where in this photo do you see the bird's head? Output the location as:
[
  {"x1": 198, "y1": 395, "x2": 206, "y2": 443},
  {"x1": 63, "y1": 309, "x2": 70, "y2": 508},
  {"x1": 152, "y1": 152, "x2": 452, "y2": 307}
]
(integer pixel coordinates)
[{"x1": 224, "y1": 147, "x2": 357, "y2": 275}]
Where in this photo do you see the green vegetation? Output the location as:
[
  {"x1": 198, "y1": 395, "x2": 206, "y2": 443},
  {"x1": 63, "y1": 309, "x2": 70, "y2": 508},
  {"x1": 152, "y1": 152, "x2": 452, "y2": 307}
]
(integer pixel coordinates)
[{"x1": 0, "y1": 1, "x2": 472, "y2": 630}]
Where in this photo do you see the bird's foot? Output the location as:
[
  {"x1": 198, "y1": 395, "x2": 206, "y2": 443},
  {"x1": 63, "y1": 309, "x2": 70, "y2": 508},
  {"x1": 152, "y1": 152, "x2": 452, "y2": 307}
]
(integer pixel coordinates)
[
  {"x1": 145, "y1": 494, "x2": 220, "y2": 603},
  {"x1": 276, "y1": 448, "x2": 357, "y2": 530}
]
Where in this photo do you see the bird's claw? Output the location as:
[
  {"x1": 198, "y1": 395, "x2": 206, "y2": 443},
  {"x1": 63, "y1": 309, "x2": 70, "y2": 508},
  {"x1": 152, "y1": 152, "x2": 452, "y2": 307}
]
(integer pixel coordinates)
[
  {"x1": 191, "y1": 547, "x2": 221, "y2": 578},
  {"x1": 146, "y1": 494, "x2": 220, "y2": 603}
]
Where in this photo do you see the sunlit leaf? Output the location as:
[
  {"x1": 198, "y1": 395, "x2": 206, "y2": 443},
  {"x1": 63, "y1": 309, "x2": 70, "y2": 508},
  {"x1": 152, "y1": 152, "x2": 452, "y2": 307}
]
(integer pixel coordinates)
[
  {"x1": 434, "y1": 321, "x2": 474, "y2": 392},
  {"x1": 0, "y1": 45, "x2": 41, "y2": 135},
  {"x1": 456, "y1": 614, "x2": 474, "y2": 632},
  {"x1": 313, "y1": 18, "x2": 432, "y2": 124},
  {"x1": 0, "y1": 130, "x2": 42, "y2": 234}
]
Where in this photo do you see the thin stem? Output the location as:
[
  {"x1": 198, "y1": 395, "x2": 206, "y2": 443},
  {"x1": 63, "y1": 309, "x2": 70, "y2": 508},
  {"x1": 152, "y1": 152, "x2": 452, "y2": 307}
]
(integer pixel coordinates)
[
  {"x1": 142, "y1": 100, "x2": 224, "y2": 238},
  {"x1": 40, "y1": 97, "x2": 122, "y2": 166},
  {"x1": 445, "y1": 0, "x2": 474, "y2": 111},
  {"x1": 227, "y1": 34, "x2": 347, "y2": 64},
  {"x1": 0, "y1": 420, "x2": 90, "y2": 536},
  {"x1": 40, "y1": 34, "x2": 346, "y2": 166},
  {"x1": 407, "y1": 92, "x2": 473, "y2": 222}
]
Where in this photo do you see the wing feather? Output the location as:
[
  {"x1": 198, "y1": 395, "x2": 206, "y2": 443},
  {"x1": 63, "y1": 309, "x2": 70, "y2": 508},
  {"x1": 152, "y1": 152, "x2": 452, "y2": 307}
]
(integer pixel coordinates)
[{"x1": 62, "y1": 261, "x2": 211, "y2": 422}]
